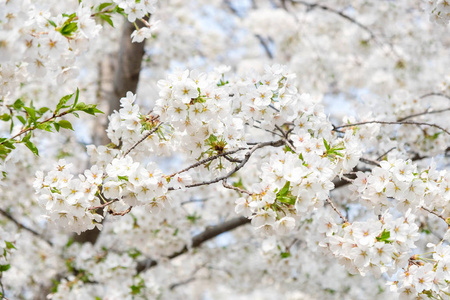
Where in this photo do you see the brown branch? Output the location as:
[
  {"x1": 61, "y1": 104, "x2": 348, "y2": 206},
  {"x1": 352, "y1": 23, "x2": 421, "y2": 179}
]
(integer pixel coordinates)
[
  {"x1": 376, "y1": 147, "x2": 396, "y2": 161},
  {"x1": 291, "y1": 1, "x2": 376, "y2": 39},
  {"x1": 88, "y1": 198, "x2": 118, "y2": 211},
  {"x1": 123, "y1": 122, "x2": 162, "y2": 156},
  {"x1": 334, "y1": 120, "x2": 450, "y2": 136},
  {"x1": 420, "y1": 92, "x2": 450, "y2": 101},
  {"x1": 169, "y1": 277, "x2": 196, "y2": 290},
  {"x1": 325, "y1": 198, "x2": 348, "y2": 223},
  {"x1": 0, "y1": 208, "x2": 52, "y2": 246},
  {"x1": 168, "y1": 139, "x2": 284, "y2": 191},
  {"x1": 359, "y1": 157, "x2": 381, "y2": 167},
  {"x1": 167, "y1": 147, "x2": 247, "y2": 178},
  {"x1": 110, "y1": 18, "x2": 149, "y2": 116},
  {"x1": 108, "y1": 206, "x2": 132, "y2": 216},
  {"x1": 136, "y1": 216, "x2": 251, "y2": 273},
  {"x1": 421, "y1": 206, "x2": 448, "y2": 224},
  {"x1": 222, "y1": 179, "x2": 254, "y2": 195},
  {"x1": 397, "y1": 107, "x2": 450, "y2": 122},
  {"x1": 290, "y1": 0, "x2": 400, "y2": 57}
]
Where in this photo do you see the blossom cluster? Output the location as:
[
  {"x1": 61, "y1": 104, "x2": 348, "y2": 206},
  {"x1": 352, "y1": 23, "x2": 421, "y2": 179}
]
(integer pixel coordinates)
[
  {"x1": 349, "y1": 158, "x2": 450, "y2": 215},
  {"x1": 422, "y1": 0, "x2": 450, "y2": 25},
  {"x1": 34, "y1": 160, "x2": 103, "y2": 234}
]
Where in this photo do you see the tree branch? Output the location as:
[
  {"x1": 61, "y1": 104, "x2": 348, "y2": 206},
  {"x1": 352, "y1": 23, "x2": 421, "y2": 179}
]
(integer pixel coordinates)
[
  {"x1": 420, "y1": 92, "x2": 450, "y2": 101},
  {"x1": 168, "y1": 139, "x2": 284, "y2": 191},
  {"x1": 325, "y1": 198, "x2": 348, "y2": 223},
  {"x1": 397, "y1": 107, "x2": 450, "y2": 122},
  {"x1": 0, "y1": 208, "x2": 52, "y2": 246},
  {"x1": 334, "y1": 120, "x2": 450, "y2": 136},
  {"x1": 291, "y1": 1, "x2": 376, "y2": 39},
  {"x1": 136, "y1": 216, "x2": 250, "y2": 273},
  {"x1": 421, "y1": 206, "x2": 448, "y2": 224},
  {"x1": 123, "y1": 122, "x2": 162, "y2": 156},
  {"x1": 167, "y1": 147, "x2": 247, "y2": 178}
]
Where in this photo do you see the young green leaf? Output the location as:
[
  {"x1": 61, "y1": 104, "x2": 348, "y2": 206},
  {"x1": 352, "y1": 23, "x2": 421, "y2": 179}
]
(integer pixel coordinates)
[{"x1": 58, "y1": 120, "x2": 74, "y2": 131}]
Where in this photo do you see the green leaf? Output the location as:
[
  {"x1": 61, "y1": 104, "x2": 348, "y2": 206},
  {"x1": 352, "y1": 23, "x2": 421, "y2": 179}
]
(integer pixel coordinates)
[
  {"x1": 118, "y1": 175, "x2": 129, "y2": 181},
  {"x1": 280, "y1": 252, "x2": 291, "y2": 259},
  {"x1": 232, "y1": 178, "x2": 244, "y2": 189},
  {"x1": 127, "y1": 248, "x2": 141, "y2": 259},
  {"x1": 283, "y1": 145, "x2": 294, "y2": 153},
  {"x1": 323, "y1": 138, "x2": 330, "y2": 151},
  {"x1": 74, "y1": 102, "x2": 103, "y2": 115},
  {"x1": 207, "y1": 134, "x2": 218, "y2": 145},
  {"x1": 0, "y1": 114, "x2": 11, "y2": 121},
  {"x1": 98, "y1": 2, "x2": 113, "y2": 11},
  {"x1": 36, "y1": 122, "x2": 54, "y2": 132},
  {"x1": 277, "y1": 181, "x2": 290, "y2": 197},
  {"x1": 48, "y1": 19, "x2": 57, "y2": 27},
  {"x1": 56, "y1": 93, "x2": 74, "y2": 113},
  {"x1": 54, "y1": 122, "x2": 60, "y2": 132},
  {"x1": 58, "y1": 120, "x2": 74, "y2": 131},
  {"x1": 16, "y1": 115, "x2": 26, "y2": 125},
  {"x1": 5, "y1": 241, "x2": 16, "y2": 250},
  {"x1": 24, "y1": 106, "x2": 37, "y2": 124},
  {"x1": 99, "y1": 14, "x2": 114, "y2": 27},
  {"x1": 0, "y1": 264, "x2": 10, "y2": 272},
  {"x1": 62, "y1": 12, "x2": 76, "y2": 19},
  {"x1": 13, "y1": 99, "x2": 24, "y2": 111},
  {"x1": 22, "y1": 132, "x2": 31, "y2": 142},
  {"x1": 38, "y1": 107, "x2": 50, "y2": 115},
  {"x1": 25, "y1": 140, "x2": 39, "y2": 156},
  {"x1": 0, "y1": 146, "x2": 13, "y2": 160},
  {"x1": 2, "y1": 140, "x2": 15, "y2": 149},
  {"x1": 59, "y1": 22, "x2": 78, "y2": 36},
  {"x1": 376, "y1": 229, "x2": 391, "y2": 243},
  {"x1": 277, "y1": 195, "x2": 296, "y2": 205},
  {"x1": 187, "y1": 213, "x2": 200, "y2": 224},
  {"x1": 73, "y1": 88, "x2": 79, "y2": 107}
]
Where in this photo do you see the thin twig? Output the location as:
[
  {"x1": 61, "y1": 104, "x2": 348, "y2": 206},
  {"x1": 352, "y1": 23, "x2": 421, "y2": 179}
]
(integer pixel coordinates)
[
  {"x1": 108, "y1": 206, "x2": 132, "y2": 216},
  {"x1": 325, "y1": 198, "x2": 348, "y2": 223},
  {"x1": 168, "y1": 140, "x2": 284, "y2": 191},
  {"x1": 340, "y1": 175, "x2": 355, "y2": 183},
  {"x1": 123, "y1": 122, "x2": 163, "y2": 156},
  {"x1": 169, "y1": 277, "x2": 196, "y2": 290},
  {"x1": 0, "y1": 208, "x2": 52, "y2": 246},
  {"x1": 292, "y1": 0, "x2": 403, "y2": 58},
  {"x1": 376, "y1": 147, "x2": 396, "y2": 161},
  {"x1": 421, "y1": 206, "x2": 447, "y2": 224},
  {"x1": 275, "y1": 124, "x2": 296, "y2": 150},
  {"x1": 88, "y1": 198, "x2": 118, "y2": 211},
  {"x1": 334, "y1": 120, "x2": 450, "y2": 136},
  {"x1": 292, "y1": 0, "x2": 376, "y2": 39},
  {"x1": 359, "y1": 157, "x2": 381, "y2": 167},
  {"x1": 397, "y1": 107, "x2": 450, "y2": 122},
  {"x1": 222, "y1": 179, "x2": 254, "y2": 195},
  {"x1": 420, "y1": 92, "x2": 450, "y2": 101},
  {"x1": 167, "y1": 147, "x2": 247, "y2": 178}
]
